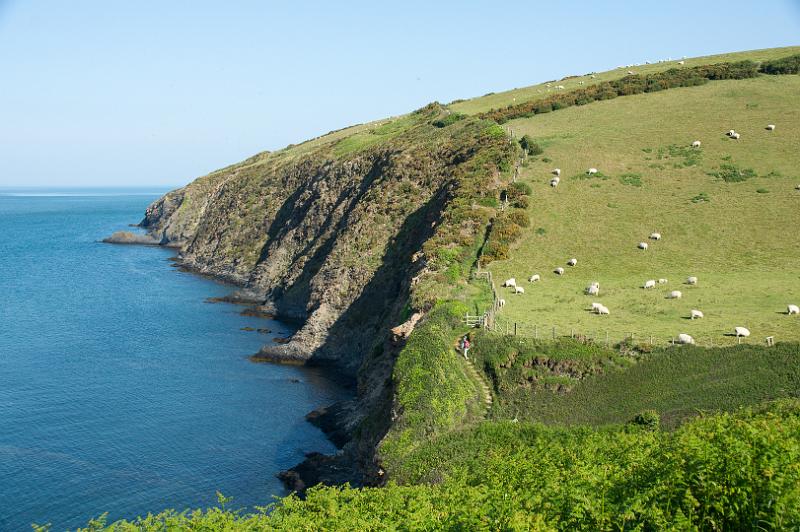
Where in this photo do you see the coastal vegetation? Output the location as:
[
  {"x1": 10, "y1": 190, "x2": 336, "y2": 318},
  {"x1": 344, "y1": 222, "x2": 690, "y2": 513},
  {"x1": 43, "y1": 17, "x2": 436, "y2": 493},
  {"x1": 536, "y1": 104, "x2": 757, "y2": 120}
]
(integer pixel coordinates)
[{"x1": 76, "y1": 47, "x2": 800, "y2": 529}]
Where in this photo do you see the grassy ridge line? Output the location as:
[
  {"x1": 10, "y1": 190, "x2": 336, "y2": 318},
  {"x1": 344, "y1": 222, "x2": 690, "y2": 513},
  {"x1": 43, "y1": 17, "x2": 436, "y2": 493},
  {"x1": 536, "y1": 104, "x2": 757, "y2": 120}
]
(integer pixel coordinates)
[
  {"x1": 85, "y1": 400, "x2": 800, "y2": 530},
  {"x1": 450, "y1": 46, "x2": 800, "y2": 115}
]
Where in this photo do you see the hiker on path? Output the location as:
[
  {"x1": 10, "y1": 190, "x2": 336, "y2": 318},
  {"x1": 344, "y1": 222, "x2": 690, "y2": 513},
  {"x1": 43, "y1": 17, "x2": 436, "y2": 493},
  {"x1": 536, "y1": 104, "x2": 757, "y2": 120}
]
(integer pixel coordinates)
[{"x1": 461, "y1": 335, "x2": 471, "y2": 360}]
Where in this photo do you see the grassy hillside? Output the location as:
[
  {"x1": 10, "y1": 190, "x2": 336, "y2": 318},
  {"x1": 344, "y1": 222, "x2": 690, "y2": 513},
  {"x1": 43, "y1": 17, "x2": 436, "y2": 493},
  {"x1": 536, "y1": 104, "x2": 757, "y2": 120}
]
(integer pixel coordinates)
[
  {"x1": 450, "y1": 46, "x2": 800, "y2": 115},
  {"x1": 487, "y1": 74, "x2": 800, "y2": 344}
]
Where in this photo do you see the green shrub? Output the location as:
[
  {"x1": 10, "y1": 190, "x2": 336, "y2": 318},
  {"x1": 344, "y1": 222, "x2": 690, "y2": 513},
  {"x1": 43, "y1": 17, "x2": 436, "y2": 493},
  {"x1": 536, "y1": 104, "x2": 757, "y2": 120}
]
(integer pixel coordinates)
[
  {"x1": 629, "y1": 410, "x2": 661, "y2": 431},
  {"x1": 757, "y1": 188, "x2": 769, "y2": 194},
  {"x1": 519, "y1": 135, "x2": 543, "y2": 155},
  {"x1": 712, "y1": 163, "x2": 757, "y2": 182},
  {"x1": 511, "y1": 195, "x2": 529, "y2": 209},
  {"x1": 691, "y1": 192, "x2": 711, "y2": 203},
  {"x1": 619, "y1": 173, "x2": 643, "y2": 186},
  {"x1": 535, "y1": 227, "x2": 546, "y2": 236},
  {"x1": 760, "y1": 54, "x2": 800, "y2": 74},
  {"x1": 432, "y1": 112, "x2": 467, "y2": 128},
  {"x1": 508, "y1": 181, "x2": 532, "y2": 196}
]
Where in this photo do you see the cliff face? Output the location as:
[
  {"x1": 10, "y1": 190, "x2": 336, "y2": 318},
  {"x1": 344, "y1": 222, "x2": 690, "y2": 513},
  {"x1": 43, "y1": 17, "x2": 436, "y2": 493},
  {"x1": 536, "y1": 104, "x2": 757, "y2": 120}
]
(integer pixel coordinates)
[{"x1": 141, "y1": 103, "x2": 514, "y2": 483}]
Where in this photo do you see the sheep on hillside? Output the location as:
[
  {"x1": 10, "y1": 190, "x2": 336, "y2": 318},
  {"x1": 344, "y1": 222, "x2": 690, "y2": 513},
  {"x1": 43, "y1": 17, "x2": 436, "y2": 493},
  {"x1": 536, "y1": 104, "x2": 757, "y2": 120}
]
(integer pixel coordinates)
[
  {"x1": 727, "y1": 130, "x2": 736, "y2": 137},
  {"x1": 591, "y1": 302, "x2": 604, "y2": 311},
  {"x1": 690, "y1": 309, "x2": 704, "y2": 320},
  {"x1": 678, "y1": 60, "x2": 685, "y2": 65},
  {"x1": 638, "y1": 242, "x2": 649, "y2": 250},
  {"x1": 567, "y1": 258, "x2": 577, "y2": 266},
  {"x1": 502, "y1": 278, "x2": 517, "y2": 288},
  {"x1": 554, "y1": 267, "x2": 565, "y2": 276},
  {"x1": 691, "y1": 140, "x2": 701, "y2": 148},
  {"x1": 643, "y1": 280, "x2": 656, "y2": 289},
  {"x1": 658, "y1": 278, "x2": 668, "y2": 284},
  {"x1": 668, "y1": 290, "x2": 682, "y2": 299},
  {"x1": 686, "y1": 276, "x2": 698, "y2": 285},
  {"x1": 732, "y1": 132, "x2": 741, "y2": 140},
  {"x1": 498, "y1": 299, "x2": 506, "y2": 307},
  {"x1": 596, "y1": 305, "x2": 610, "y2": 315},
  {"x1": 528, "y1": 274, "x2": 540, "y2": 283},
  {"x1": 650, "y1": 232, "x2": 662, "y2": 240},
  {"x1": 677, "y1": 333, "x2": 695, "y2": 344},
  {"x1": 552, "y1": 168, "x2": 561, "y2": 176},
  {"x1": 734, "y1": 326, "x2": 750, "y2": 337},
  {"x1": 550, "y1": 177, "x2": 560, "y2": 187},
  {"x1": 766, "y1": 124, "x2": 776, "y2": 131},
  {"x1": 586, "y1": 284, "x2": 599, "y2": 296},
  {"x1": 788, "y1": 304, "x2": 800, "y2": 315},
  {"x1": 514, "y1": 286, "x2": 525, "y2": 294},
  {"x1": 587, "y1": 168, "x2": 598, "y2": 175}
]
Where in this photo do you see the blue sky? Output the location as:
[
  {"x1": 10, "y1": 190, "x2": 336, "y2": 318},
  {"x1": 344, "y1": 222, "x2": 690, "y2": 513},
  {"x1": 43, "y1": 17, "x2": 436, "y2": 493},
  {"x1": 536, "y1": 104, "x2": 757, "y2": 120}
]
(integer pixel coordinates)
[{"x1": 1, "y1": 1, "x2": 798, "y2": 188}]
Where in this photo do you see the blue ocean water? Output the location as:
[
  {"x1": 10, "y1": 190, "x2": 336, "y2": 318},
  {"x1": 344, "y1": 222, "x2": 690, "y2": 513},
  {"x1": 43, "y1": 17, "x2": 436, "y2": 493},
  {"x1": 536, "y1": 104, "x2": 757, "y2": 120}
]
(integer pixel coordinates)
[{"x1": 0, "y1": 189, "x2": 349, "y2": 530}]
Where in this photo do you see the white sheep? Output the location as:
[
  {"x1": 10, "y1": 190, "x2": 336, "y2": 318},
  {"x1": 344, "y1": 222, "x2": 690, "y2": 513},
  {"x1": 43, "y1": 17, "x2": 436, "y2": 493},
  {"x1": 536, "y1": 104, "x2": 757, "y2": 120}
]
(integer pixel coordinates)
[
  {"x1": 691, "y1": 140, "x2": 701, "y2": 148},
  {"x1": 686, "y1": 276, "x2": 698, "y2": 285},
  {"x1": 677, "y1": 333, "x2": 695, "y2": 344},
  {"x1": 643, "y1": 280, "x2": 656, "y2": 289},
  {"x1": 586, "y1": 284, "x2": 599, "y2": 296},
  {"x1": 554, "y1": 267, "x2": 565, "y2": 276},
  {"x1": 556, "y1": 85, "x2": 565, "y2": 89},
  {"x1": 766, "y1": 124, "x2": 776, "y2": 131},
  {"x1": 627, "y1": 70, "x2": 635, "y2": 75},
  {"x1": 678, "y1": 60, "x2": 685, "y2": 65},
  {"x1": 734, "y1": 326, "x2": 750, "y2": 337},
  {"x1": 650, "y1": 232, "x2": 662, "y2": 240},
  {"x1": 567, "y1": 258, "x2": 577, "y2": 266},
  {"x1": 550, "y1": 178, "x2": 560, "y2": 188},
  {"x1": 528, "y1": 274, "x2": 541, "y2": 283},
  {"x1": 727, "y1": 130, "x2": 736, "y2": 137},
  {"x1": 552, "y1": 168, "x2": 561, "y2": 176},
  {"x1": 498, "y1": 299, "x2": 506, "y2": 307},
  {"x1": 788, "y1": 304, "x2": 799, "y2": 315},
  {"x1": 514, "y1": 286, "x2": 525, "y2": 294},
  {"x1": 590, "y1": 74, "x2": 596, "y2": 79},
  {"x1": 502, "y1": 278, "x2": 517, "y2": 288},
  {"x1": 587, "y1": 168, "x2": 598, "y2": 175},
  {"x1": 638, "y1": 242, "x2": 649, "y2": 250},
  {"x1": 690, "y1": 309, "x2": 704, "y2": 320},
  {"x1": 591, "y1": 281, "x2": 600, "y2": 289},
  {"x1": 732, "y1": 132, "x2": 740, "y2": 140},
  {"x1": 596, "y1": 305, "x2": 610, "y2": 315},
  {"x1": 591, "y1": 302, "x2": 604, "y2": 311},
  {"x1": 796, "y1": 185, "x2": 800, "y2": 190},
  {"x1": 658, "y1": 278, "x2": 668, "y2": 284},
  {"x1": 669, "y1": 290, "x2": 682, "y2": 299}
]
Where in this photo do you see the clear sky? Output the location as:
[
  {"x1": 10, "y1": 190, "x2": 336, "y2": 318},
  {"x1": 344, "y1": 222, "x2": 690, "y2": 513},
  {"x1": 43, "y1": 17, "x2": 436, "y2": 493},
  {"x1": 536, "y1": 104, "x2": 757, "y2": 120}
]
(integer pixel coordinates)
[{"x1": 1, "y1": 1, "x2": 798, "y2": 188}]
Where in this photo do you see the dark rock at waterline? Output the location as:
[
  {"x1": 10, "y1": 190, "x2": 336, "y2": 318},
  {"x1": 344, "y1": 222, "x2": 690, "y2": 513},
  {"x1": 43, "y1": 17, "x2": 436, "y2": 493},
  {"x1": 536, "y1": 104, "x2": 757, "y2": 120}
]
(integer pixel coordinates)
[
  {"x1": 273, "y1": 336, "x2": 291, "y2": 344},
  {"x1": 102, "y1": 231, "x2": 161, "y2": 245},
  {"x1": 240, "y1": 307, "x2": 276, "y2": 319},
  {"x1": 278, "y1": 452, "x2": 360, "y2": 494},
  {"x1": 306, "y1": 402, "x2": 357, "y2": 448}
]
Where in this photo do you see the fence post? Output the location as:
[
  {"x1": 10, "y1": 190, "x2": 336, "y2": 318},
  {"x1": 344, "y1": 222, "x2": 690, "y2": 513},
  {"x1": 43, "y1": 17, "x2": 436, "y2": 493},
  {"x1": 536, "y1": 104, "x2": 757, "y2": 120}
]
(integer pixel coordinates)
[{"x1": 514, "y1": 323, "x2": 517, "y2": 336}]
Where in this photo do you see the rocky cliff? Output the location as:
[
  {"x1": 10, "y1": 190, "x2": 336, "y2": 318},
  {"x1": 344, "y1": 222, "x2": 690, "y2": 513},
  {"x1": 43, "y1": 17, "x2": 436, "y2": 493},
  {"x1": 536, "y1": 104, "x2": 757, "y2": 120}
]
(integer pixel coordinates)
[{"x1": 141, "y1": 103, "x2": 515, "y2": 484}]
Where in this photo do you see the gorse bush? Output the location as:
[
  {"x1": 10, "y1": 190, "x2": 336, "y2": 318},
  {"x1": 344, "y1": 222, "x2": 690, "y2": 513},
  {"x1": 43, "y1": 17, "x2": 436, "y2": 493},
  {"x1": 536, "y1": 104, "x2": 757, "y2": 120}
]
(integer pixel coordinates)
[
  {"x1": 760, "y1": 53, "x2": 800, "y2": 74},
  {"x1": 479, "y1": 60, "x2": 764, "y2": 123},
  {"x1": 518, "y1": 134, "x2": 543, "y2": 155},
  {"x1": 712, "y1": 163, "x2": 757, "y2": 182}
]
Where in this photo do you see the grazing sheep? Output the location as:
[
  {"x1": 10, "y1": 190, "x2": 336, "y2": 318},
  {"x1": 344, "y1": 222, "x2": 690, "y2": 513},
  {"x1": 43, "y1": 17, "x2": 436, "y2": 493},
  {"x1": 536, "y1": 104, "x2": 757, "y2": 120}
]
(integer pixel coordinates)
[
  {"x1": 732, "y1": 132, "x2": 740, "y2": 139},
  {"x1": 638, "y1": 242, "x2": 649, "y2": 250},
  {"x1": 554, "y1": 267, "x2": 565, "y2": 276},
  {"x1": 627, "y1": 70, "x2": 635, "y2": 75},
  {"x1": 788, "y1": 304, "x2": 800, "y2": 315},
  {"x1": 650, "y1": 232, "x2": 662, "y2": 240},
  {"x1": 556, "y1": 85, "x2": 565, "y2": 89},
  {"x1": 590, "y1": 74, "x2": 596, "y2": 79},
  {"x1": 514, "y1": 286, "x2": 525, "y2": 294},
  {"x1": 691, "y1": 140, "x2": 701, "y2": 148},
  {"x1": 686, "y1": 276, "x2": 698, "y2": 285},
  {"x1": 727, "y1": 130, "x2": 736, "y2": 137},
  {"x1": 766, "y1": 124, "x2": 776, "y2": 131},
  {"x1": 669, "y1": 290, "x2": 682, "y2": 299},
  {"x1": 658, "y1": 278, "x2": 668, "y2": 284},
  {"x1": 587, "y1": 167, "x2": 598, "y2": 175},
  {"x1": 586, "y1": 284, "x2": 599, "y2": 296},
  {"x1": 550, "y1": 178, "x2": 560, "y2": 188},
  {"x1": 567, "y1": 258, "x2": 577, "y2": 266},
  {"x1": 502, "y1": 278, "x2": 517, "y2": 288},
  {"x1": 796, "y1": 185, "x2": 800, "y2": 190},
  {"x1": 552, "y1": 168, "x2": 561, "y2": 176},
  {"x1": 498, "y1": 299, "x2": 506, "y2": 307},
  {"x1": 528, "y1": 274, "x2": 541, "y2": 283},
  {"x1": 591, "y1": 302, "x2": 604, "y2": 311},
  {"x1": 678, "y1": 60, "x2": 685, "y2": 65},
  {"x1": 690, "y1": 309, "x2": 704, "y2": 320},
  {"x1": 596, "y1": 305, "x2": 610, "y2": 315},
  {"x1": 734, "y1": 326, "x2": 750, "y2": 338},
  {"x1": 591, "y1": 281, "x2": 600, "y2": 289},
  {"x1": 643, "y1": 280, "x2": 656, "y2": 289},
  {"x1": 677, "y1": 333, "x2": 695, "y2": 344}
]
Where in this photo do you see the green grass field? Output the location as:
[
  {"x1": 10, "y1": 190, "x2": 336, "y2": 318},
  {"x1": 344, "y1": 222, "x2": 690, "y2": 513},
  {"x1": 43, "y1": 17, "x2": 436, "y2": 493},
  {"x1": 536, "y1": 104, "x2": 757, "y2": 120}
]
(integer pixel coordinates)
[
  {"x1": 486, "y1": 73, "x2": 800, "y2": 344},
  {"x1": 450, "y1": 46, "x2": 800, "y2": 115}
]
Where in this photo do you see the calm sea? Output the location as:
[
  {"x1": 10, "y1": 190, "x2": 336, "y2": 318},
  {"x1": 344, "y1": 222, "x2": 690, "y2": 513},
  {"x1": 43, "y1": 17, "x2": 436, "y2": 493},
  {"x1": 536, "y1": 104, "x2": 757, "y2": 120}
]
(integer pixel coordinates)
[{"x1": 0, "y1": 188, "x2": 349, "y2": 530}]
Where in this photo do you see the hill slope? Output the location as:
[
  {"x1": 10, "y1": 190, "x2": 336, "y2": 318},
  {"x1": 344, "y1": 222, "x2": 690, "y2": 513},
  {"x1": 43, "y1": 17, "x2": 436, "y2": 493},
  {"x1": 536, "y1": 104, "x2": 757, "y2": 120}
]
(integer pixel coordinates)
[{"x1": 487, "y1": 71, "x2": 800, "y2": 344}]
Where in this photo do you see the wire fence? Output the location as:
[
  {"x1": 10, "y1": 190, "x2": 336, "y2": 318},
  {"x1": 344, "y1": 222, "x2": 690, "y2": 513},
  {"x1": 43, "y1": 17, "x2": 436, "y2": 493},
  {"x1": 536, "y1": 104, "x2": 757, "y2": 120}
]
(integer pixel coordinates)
[{"x1": 469, "y1": 271, "x2": 777, "y2": 348}]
